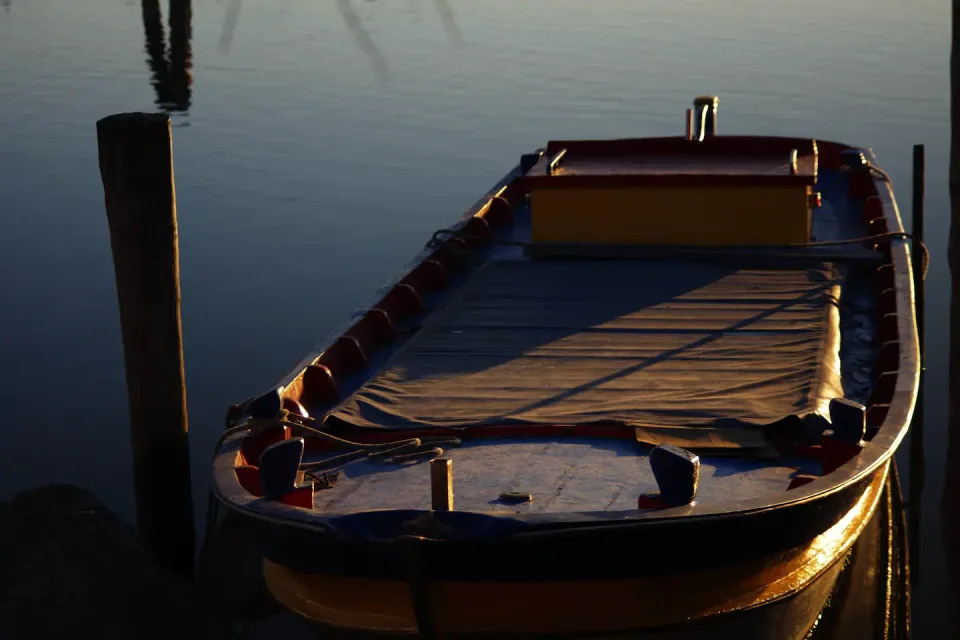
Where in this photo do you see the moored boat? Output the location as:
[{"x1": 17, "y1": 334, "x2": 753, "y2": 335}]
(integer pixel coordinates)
[{"x1": 211, "y1": 96, "x2": 919, "y2": 638}]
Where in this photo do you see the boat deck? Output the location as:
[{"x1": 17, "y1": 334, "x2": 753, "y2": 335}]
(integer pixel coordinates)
[
  {"x1": 310, "y1": 436, "x2": 821, "y2": 514},
  {"x1": 300, "y1": 166, "x2": 877, "y2": 515}
]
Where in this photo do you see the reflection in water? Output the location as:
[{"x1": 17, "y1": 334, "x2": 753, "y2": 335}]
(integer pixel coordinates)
[
  {"x1": 1, "y1": 0, "x2": 10, "y2": 12},
  {"x1": 141, "y1": 0, "x2": 192, "y2": 113},
  {"x1": 218, "y1": 0, "x2": 241, "y2": 54},
  {"x1": 336, "y1": 0, "x2": 390, "y2": 81},
  {"x1": 434, "y1": 0, "x2": 461, "y2": 46}
]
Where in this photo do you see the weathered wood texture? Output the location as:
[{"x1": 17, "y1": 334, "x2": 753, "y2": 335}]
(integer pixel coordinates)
[
  {"x1": 97, "y1": 112, "x2": 194, "y2": 576},
  {"x1": 0, "y1": 485, "x2": 229, "y2": 640}
]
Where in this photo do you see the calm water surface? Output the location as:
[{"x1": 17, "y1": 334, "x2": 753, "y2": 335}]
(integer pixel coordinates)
[{"x1": 0, "y1": 0, "x2": 952, "y2": 636}]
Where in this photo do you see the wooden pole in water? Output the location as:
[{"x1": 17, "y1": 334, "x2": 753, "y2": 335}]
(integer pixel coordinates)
[{"x1": 97, "y1": 112, "x2": 195, "y2": 578}]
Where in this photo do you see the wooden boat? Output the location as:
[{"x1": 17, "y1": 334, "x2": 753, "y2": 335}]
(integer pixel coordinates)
[{"x1": 211, "y1": 96, "x2": 919, "y2": 638}]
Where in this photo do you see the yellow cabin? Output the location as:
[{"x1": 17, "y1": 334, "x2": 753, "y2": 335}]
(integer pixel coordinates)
[{"x1": 524, "y1": 138, "x2": 819, "y2": 246}]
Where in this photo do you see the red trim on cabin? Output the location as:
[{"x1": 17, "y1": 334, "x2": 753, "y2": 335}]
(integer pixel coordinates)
[
  {"x1": 301, "y1": 364, "x2": 340, "y2": 407},
  {"x1": 521, "y1": 173, "x2": 813, "y2": 190},
  {"x1": 542, "y1": 136, "x2": 819, "y2": 159}
]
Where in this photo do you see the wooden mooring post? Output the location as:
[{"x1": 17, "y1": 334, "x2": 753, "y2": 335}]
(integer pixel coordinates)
[{"x1": 97, "y1": 112, "x2": 195, "y2": 577}]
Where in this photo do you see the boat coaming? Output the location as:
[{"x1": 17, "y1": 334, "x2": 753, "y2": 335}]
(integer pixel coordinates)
[{"x1": 210, "y1": 131, "x2": 919, "y2": 634}]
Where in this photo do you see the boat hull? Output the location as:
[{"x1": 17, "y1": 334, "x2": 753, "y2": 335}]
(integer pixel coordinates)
[
  {"x1": 210, "y1": 128, "x2": 919, "y2": 637},
  {"x1": 261, "y1": 463, "x2": 889, "y2": 637}
]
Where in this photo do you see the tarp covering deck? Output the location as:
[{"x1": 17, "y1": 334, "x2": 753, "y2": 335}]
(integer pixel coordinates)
[{"x1": 331, "y1": 260, "x2": 843, "y2": 446}]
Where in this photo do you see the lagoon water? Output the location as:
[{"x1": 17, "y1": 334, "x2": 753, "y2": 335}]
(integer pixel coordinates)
[{"x1": 0, "y1": 0, "x2": 953, "y2": 636}]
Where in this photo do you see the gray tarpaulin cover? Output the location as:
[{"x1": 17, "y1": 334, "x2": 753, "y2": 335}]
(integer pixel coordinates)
[{"x1": 332, "y1": 260, "x2": 843, "y2": 452}]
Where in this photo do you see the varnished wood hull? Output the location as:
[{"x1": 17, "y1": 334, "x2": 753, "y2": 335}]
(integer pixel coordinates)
[{"x1": 261, "y1": 463, "x2": 890, "y2": 637}]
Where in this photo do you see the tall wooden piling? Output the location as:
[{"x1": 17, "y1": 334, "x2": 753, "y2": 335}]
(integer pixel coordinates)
[{"x1": 97, "y1": 112, "x2": 195, "y2": 577}]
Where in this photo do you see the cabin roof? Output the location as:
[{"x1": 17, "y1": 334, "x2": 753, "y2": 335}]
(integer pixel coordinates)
[{"x1": 523, "y1": 137, "x2": 818, "y2": 188}]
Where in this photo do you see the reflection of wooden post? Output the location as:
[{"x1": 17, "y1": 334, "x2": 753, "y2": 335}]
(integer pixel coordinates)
[
  {"x1": 140, "y1": 0, "x2": 192, "y2": 112},
  {"x1": 141, "y1": 0, "x2": 169, "y2": 104},
  {"x1": 167, "y1": 0, "x2": 193, "y2": 111},
  {"x1": 97, "y1": 113, "x2": 194, "y2": 577},
  {"x1": 218, "y1": 0, "x2": 242, "y2": 53},
  {"x1": 336, "y1": 0, "x2": 389, "y2": 81}
]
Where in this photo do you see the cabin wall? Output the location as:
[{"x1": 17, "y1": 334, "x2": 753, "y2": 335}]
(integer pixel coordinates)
[{"x1": 530, "y1": 185, "x2": 812, "y2": 246}]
